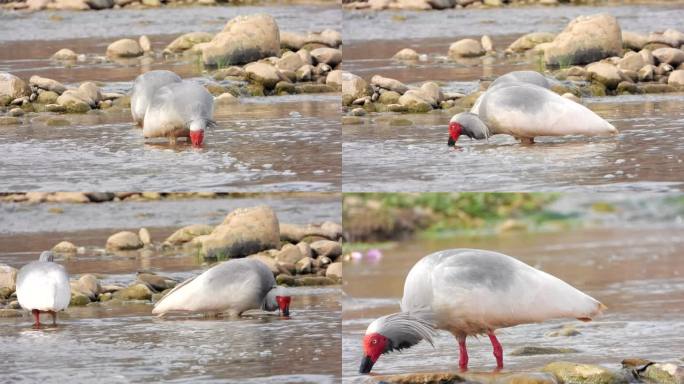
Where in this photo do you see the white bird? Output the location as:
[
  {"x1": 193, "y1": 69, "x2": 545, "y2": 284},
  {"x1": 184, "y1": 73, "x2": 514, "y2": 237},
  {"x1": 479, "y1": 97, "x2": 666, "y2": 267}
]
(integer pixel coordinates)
[
  {"x1": 448, "y1": 71, "x2": 617, "y2": 145},
  {"x1": 131, "y1": 70, "x2": 182, "y2": 126},
  {"x1": 359, "y1": 248, "x2": 606, "y2": 374},
  {"x1": 142, "y1": 80, "x2": 216, "y2": 147},
  {"x1": 16, "y1": 251, "x2": 71, "y2": 327},
  {"x1": 152, "y1": 258, "x2": 291, "y2": 317}
]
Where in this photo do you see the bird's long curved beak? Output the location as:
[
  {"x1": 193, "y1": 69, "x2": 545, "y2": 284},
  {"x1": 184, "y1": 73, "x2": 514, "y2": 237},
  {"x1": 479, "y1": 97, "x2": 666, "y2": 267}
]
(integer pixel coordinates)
[{"x1": 359, "y1": 355, "x2": 374, "y2": 374}]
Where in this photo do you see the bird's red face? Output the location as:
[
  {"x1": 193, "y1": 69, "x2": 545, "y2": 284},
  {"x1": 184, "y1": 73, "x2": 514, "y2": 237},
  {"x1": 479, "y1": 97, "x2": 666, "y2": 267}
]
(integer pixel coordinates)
[
  {"x1": 190, "y1": 129, "x2": 205, "y2": 147},
  {"x1": 448, "y1": 122, "x2": 462, "y2": 147},
  {"x1": 360, "y1": 332, "x2": 388, "y2": 374},
  {"x1": 276, "y1": 295, "x2": 291, "y2": 317}
]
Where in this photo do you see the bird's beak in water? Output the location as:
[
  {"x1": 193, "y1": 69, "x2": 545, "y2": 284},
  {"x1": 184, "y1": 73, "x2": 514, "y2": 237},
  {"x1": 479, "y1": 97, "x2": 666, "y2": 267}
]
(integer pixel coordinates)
[
  {"x1": 190, "y1": 130, "x2": 204, "y2": 147},
  {"x1": 447, "y1": 137, "x2": 456, "y2": 147},
  {"x1": 276, "y1": 295, "x2": 291, "y2": 317},
  {"x1": 359, "y1": 355, "x2": 374, "y2": 374}
]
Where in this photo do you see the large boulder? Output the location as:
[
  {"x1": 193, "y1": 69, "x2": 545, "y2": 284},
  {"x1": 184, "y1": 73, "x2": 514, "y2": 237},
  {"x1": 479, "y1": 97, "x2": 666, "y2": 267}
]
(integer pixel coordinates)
[
  {"x1": 202, "y1": 14, "x2": 280, "y2": 66},
  {"x1": 0, "y1": 73, "x2": 29, "y2": 100},
  {"x1": 198, "y1": 205, "x2": 280, "y2": 259},
  {"x1": 310, "y1": 240, "x2": 342, "y2": 259},
  {"x1": 164, "y1": 32, "x2": 213, "y2": 53},
  {"x1": 544, "y1": 13, "x2": 622, "y2": 66},
  {"x1": 325, "y1": 262, "x2": 342, "y2": 279},
  {"x1": 448, "y1": 38, "x2": 485, "y2": 58},
  {"x1": 106, "y1": 39, "x2": 144, "y2": 58},
  {"x1": 617, "y1": 51, "x2": 645, "y2": 72},
  {"x1": 506, "y1": 32, "x2": 555, "y2": 53}
]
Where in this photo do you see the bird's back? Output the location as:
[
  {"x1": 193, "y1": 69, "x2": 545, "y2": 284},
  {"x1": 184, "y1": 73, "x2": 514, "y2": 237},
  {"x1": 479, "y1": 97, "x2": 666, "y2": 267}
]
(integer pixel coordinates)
[
  {"x1": 479, "y1": 83, "x2": 617, "y2": 138},
  {"x1": 152, "y1": 258, "x2": 275, "y2": 316},
  {"x1": 16, "y1": 261, "x2": 70, "y2": 312},
  {"x1": 131, "y1": 70, "x2": 182, "y2": 125},
  {"x1": 402, "y1": 249, "x2": 604, "y2": 335}
]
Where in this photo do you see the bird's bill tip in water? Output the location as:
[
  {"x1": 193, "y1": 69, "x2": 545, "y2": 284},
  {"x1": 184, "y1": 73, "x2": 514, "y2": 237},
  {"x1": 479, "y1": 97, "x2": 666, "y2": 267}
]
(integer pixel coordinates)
[
  {"x1": 448, "y1": 121, "x2": 462, "y2": 147},
  {"x1": 276, "y1": 295, "x2": 291, "y2": 317},
  {"x1": 359, "y1": 355, "x2": 375, "y2": 374},
  {"x1": 189, "y1": 129, "x2": 205, "y2": 147}
]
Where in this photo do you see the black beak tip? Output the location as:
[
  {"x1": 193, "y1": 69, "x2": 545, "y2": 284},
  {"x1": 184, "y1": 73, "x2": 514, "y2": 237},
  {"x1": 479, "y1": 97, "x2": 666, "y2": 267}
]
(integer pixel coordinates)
[
  {"x1": 359, "y1": 356, "x2": 374, "y2": 374},
  {"x1": 447, "y1": 137, "x2": 456, "y2": 147}
]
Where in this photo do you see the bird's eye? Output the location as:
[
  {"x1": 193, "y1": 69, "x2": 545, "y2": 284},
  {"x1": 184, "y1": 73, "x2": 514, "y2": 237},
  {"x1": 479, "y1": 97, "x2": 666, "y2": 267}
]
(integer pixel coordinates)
[{"x1": 371, "y1": 339, "x2": 377, "y2": 344}]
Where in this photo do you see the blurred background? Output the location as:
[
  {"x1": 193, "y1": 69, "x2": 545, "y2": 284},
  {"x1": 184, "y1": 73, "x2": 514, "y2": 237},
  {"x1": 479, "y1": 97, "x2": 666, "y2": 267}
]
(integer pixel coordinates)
[{"x1": 342, "y1": 192, "x2": 684, "y2": 382}]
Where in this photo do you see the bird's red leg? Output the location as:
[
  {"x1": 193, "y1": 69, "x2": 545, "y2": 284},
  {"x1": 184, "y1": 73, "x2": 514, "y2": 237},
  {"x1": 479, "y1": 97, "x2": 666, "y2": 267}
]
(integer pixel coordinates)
[
  {"x1": 458, "y1": 336, "x2": 468, "y2": 371},
  {"x1": 487, "y1": 331, "x2": 504, "y2": 369},
  {"x1": 32, "y1": 309, "x2": 41, "y2": 327}
]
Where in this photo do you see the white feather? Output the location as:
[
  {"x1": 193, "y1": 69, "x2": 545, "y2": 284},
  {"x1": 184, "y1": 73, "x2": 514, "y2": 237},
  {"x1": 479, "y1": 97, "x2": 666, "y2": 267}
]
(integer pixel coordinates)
[{"x1": 16, "y1": 260, "x2": 70, "y2": 312}]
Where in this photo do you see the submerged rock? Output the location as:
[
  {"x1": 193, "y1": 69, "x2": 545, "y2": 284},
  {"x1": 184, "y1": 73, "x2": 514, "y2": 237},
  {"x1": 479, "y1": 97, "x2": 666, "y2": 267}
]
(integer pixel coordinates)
[
  {"x1": 510, "y1": 346, "x2": 579, "y2": 356},
  {"x1": 112, "y1": 283, "x2": 152, "y2": 301},
  {"x1": 393, "y1": 48, "x2": 420, "y2": 60}
]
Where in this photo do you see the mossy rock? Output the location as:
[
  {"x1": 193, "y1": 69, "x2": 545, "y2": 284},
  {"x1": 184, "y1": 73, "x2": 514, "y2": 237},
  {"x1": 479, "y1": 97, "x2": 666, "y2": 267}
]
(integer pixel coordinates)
[
  {"x1": 0, "y1": 287, "x2": 13, "y2": 299},
  {"x1": 587, "y1": 82, "x2": 606, "y2": 97},
  {"x1": 0, "y1": 95, "x2": 12, "y2": 106},
  {"x1": 294, "y1": 276, "x2": 336, "y2": 286},
  {"x1": 70, "y1": 293, "x2": 91, "y2": 306},
  {"x1": 295, "y1": 83, "x2": 335, "y2": 94},
  {"x1": 542, "y1": 362, "x2": 628, "y2": 384},
  {"x1": 112, "y1": 94, "x2": 131, "y2": 108},
  {"x1": 457, "y1": 91, "x2": 483, "y2": 109},
  {"x1": 342, "y1": 116, "x2": 364, "y2": 125},
  {"x1": 510, "y1": 346, "x2": 579, "y2": 356},
  {"x1": 616, "y1": 81, "x2": 639, "y2": 95},
  {"x1": 205, "y1": 83, "x2": 227, "y2": 96},
  {"x1": 245, "y1": 83, "x2": 265, "y2": 97},
  {"x1": 378, "y1": 91, "x2": 401, "y2": 104},
  {"x1": 276, "y1": 274, "x2": 296, "y2": 286},
  {"x1": 275, "y1": 81, "x2": 296, "y2": 95}
]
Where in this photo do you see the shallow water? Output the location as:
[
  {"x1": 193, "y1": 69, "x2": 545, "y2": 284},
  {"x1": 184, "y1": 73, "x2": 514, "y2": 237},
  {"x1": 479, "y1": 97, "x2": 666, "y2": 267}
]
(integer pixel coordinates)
[
  {"x1": 0, "y1": 196, "x2": 342, "y2": 383},
  {"x1": 343, "y1": 93, "x2": 684, "y2": 192},
  {"x1": 1, "y1": 96, "x2": 341, "y2": 191},
  {"x1": 341, "y1": 211, "x2": 684, "y2": 381},
  {"x1": 1, "y1": 287, "x2": 341, "y2": 384},
  {"x1": 342, "y1": 4, "x2": 684, "y2": 193}
]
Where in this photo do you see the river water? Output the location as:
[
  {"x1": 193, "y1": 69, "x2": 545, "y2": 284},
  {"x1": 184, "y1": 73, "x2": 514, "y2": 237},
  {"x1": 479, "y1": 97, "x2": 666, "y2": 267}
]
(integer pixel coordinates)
[
  {"x1": 341, "y1": 194, "x2": 684, "y2": 382},
  {"x1": 0, "y1": 5, "x2": 342, "y2": 192},
  {"x1": 0, "y1": 195, "x2": 342, "y2": 383},
  {"x1": 342, "y1": 4, "x2": 684, "y2": 193}
]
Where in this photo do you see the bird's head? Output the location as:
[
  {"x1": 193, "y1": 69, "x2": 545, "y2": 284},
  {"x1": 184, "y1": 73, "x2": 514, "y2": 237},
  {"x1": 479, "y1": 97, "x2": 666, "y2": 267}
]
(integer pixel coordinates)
[
  {"x1": 360, "y1": 312, "x2": 435, "y2": 374},
  {"x1": 276, "y1": 295, "x2": 291, "y2": 317},
  {"x1": 189, "y1": 119, "x2": 216, "y2": 147},
  {"x1": 448, "y1": 112, "x2": 490, "y2": 147}
]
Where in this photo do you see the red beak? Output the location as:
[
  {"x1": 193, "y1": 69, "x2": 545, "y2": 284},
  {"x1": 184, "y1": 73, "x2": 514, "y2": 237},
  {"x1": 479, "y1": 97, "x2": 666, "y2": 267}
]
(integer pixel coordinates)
[
  {"x1": 190, "y1": 130, "x2": 204, "y2": 147},
  {"x1": 276, "y1": 296, "x2": 291, "y2": 317}
]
